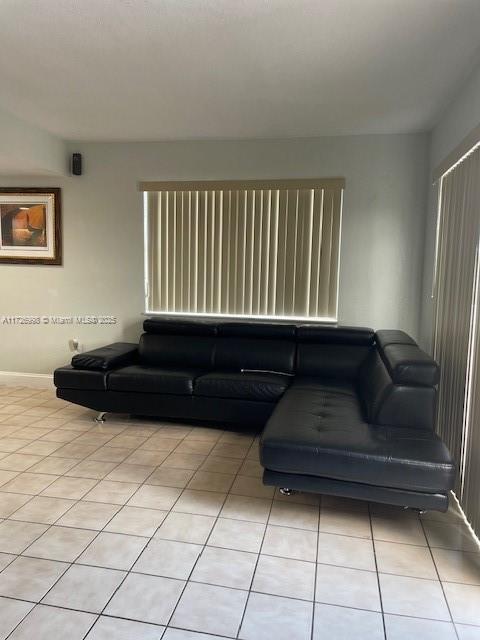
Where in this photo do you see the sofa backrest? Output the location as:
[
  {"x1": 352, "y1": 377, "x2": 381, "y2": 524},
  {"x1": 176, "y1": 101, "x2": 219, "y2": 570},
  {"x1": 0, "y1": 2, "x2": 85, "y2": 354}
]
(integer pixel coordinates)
[
  {"x1": 139, "y1": 320, "x2": 297, "y2": 373},
  {"x1": 358, "y1": 330, "x2": 439, "y2": 430},
  {"x1": 140, "y1": 318, "x2": 218, "y2": 368},
  {"x1": 139, "y1": 320, "x2": 376, "y2": 377},
  {"x1": 296, "y1": 325, "x2": 374, "y2": 380},
  {"x1": 214, "y1": 323, "x2": 296, "y2": 373},
  {"x1": 375, "y1": 330, "x2": 439, "y2": 386},
  {"x1": 142, "y1": 318, "x2": 218, "y2": 337},
  {"x1": 139, "y1": 321, "x2": 439, "y2": 429}
]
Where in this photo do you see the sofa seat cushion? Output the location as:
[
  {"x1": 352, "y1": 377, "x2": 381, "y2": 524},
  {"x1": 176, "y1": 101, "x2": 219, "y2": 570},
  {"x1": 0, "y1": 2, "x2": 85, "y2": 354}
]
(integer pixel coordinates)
[
  {"x1": 260, "y1": 380, "x2": 455, "y2": 494},
  {"x1": 194, "y1": 371, "x2": 291, "y2": 402},
  {"x1": 108, "y1": 365, "x2": 203, "y2": 395}
]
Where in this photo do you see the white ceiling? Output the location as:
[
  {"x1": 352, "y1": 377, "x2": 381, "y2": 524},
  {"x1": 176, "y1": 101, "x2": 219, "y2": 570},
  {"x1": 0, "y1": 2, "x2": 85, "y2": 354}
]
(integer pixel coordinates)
[{"x1": 1, "y1": 0, "x2": 480, "y2": 141}]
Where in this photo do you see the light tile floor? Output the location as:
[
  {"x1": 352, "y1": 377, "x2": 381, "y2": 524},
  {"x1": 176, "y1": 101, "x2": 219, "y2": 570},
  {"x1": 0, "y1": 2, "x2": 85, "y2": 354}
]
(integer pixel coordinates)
[{"x1": 0, "y1": 384, "x2": 479, "y2": 639}]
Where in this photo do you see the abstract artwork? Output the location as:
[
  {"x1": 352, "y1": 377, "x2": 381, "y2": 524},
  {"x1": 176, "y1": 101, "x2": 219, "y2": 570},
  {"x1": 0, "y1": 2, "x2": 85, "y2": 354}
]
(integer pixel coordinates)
[{"x1": 0, "y1": 188, "x2": 61, "y2": 264}]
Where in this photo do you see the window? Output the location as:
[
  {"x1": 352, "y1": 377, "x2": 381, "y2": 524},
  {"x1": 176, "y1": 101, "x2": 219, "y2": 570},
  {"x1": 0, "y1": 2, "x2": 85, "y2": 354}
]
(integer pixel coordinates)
[{"x1": 141, "y1": 178, "x2": 344, "y2": 321}]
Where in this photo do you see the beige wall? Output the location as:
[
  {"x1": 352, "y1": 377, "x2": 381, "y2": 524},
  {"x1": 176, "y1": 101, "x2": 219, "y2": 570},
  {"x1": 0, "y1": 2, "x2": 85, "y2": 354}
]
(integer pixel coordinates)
[
  {"x1": 0, "y1": 107, "x2": 66, "y2": 175},
  {"x1": 0, "y1": 134, "x2": 428, "y2": 374}
]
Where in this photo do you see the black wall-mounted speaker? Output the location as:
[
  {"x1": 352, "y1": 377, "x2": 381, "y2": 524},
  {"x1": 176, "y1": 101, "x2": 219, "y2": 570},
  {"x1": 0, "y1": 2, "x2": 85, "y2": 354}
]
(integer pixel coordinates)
[{"x1": 71, "y1": 153, "x2": 82, "y2": 176}]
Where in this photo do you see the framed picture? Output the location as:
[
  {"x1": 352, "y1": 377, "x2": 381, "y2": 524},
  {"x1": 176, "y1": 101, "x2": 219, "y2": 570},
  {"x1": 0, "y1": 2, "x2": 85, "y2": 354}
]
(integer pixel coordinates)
[{"x1": 0, "y1": 188, "x2": 62, "y2": 265}]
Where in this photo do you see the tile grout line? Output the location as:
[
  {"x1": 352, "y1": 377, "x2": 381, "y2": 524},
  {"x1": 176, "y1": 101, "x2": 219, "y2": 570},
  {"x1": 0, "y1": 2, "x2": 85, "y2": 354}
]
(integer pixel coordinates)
[
  {"x1": 367, "y1": 501, "x2": 387, "y2": 640},
  {"x1": 419, "y1": 515, "x2": 460, "y2": 639},
  {"x1": 233, "y1": 476, "x2": 276, "y2": 639},
  {"x1": 161, "y1": 436, "x2": 264, "y2": 636},
  {"x1": 310, "y1": 495, "x2": 321, "y2": 640},
  {"x1": 0, "y1": 590, "x2": 476, "y2": 627}
]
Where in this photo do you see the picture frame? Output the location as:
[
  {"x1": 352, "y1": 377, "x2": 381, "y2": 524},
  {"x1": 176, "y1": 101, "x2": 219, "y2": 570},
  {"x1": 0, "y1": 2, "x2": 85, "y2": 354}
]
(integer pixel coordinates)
[{"x1": 0, "y1": 188, "x2": 62, "y2": 265}]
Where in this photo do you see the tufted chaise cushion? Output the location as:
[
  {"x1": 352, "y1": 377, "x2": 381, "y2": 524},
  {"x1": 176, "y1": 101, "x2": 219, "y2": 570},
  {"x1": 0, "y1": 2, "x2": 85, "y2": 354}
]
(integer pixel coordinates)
[{"x1": 260, "y1": 379, "x2": 455, "y2": 493}]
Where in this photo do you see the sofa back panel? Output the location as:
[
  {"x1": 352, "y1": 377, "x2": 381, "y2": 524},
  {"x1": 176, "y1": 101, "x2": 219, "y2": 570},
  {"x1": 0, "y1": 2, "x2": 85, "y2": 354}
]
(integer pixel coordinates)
[
  {"x1": 218, "y1": 322, "x2": 296, "y2": 339},
  {"x1": 380, "y1": 343, "x2": 439, "y2": 387},
  {"x1": 374, "y1": 331, "x2": 439, "y2": 387},
  {"x1": 139, "y1": 334, "x2": 216, "y2": 368},
  {"x1": 297, "y1": 325, "x2": 375, "y2": 346},
  {"x1": 358, "y1": 350, "x2": 391, "y2": 423},
  {"x1": 296, "y1": 344, "x2": 371, "y2": 380},
  {"x1": 376, "y1": 386, "x2": 437, "y2": 430},
  {"x1": 143, "y1": 318, "x2": 218, "y2": 336},
  {"x1": 358, "y1": 350, "x2": 436, "y2": 430},
  {"x1": 375, "y1": 329, "x2": 416, "y2": 348},
  {"x1": 214, "y1": 337, "x2": 296, "y2": 374}
]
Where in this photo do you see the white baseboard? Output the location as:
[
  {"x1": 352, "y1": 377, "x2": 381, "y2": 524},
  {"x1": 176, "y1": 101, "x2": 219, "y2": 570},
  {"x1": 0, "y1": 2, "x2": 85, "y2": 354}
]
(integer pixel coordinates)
[{"x1": 0, "y1": 371, "x2": 54, "y2": 389}]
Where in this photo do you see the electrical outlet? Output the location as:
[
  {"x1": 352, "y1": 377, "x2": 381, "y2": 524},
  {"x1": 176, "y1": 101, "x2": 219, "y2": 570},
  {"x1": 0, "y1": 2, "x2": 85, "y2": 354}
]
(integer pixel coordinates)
[{"x1": 69, "y1": 338, "x2": 80, "y2": 352}]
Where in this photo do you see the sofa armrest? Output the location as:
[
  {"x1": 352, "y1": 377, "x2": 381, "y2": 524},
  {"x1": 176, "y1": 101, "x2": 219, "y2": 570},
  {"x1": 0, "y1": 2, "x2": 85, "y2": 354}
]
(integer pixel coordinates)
[{"x1": 71, "y1": 342, "x2": 138, "y2": 371}]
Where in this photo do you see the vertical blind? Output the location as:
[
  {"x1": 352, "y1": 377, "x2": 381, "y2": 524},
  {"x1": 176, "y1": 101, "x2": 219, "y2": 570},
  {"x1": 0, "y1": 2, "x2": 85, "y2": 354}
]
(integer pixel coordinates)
[
  {"x1": 462, "y1": 250, "x2": 480, "y2": 533},
  {"x1": 141, "y1": 179, "x2": 344, "y2": 320},
  {"x1": 433, "y1": 145, "x2": 480, "y2": 531}
]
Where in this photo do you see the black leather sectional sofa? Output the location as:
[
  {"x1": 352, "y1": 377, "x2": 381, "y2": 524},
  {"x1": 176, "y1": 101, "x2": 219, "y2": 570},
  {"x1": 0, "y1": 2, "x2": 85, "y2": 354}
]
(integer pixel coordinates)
[{"x1": 54, "y1": 319, "x2": 455, "y2": 512}]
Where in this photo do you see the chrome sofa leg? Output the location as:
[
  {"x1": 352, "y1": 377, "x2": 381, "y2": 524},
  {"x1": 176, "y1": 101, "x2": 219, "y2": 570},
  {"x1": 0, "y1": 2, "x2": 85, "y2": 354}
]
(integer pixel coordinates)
[
  {"x1": 403, "y1": 506, "x2": 427, "y2": 515},
  {"x1": 94, "y1": 412, "x2": 106, "y2": 423},
  {"x1": 279, "y1": 487, "x2": 295, "y2": 496}
]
